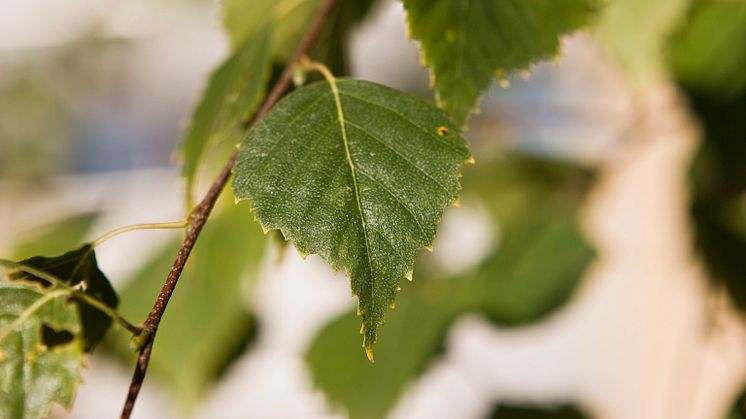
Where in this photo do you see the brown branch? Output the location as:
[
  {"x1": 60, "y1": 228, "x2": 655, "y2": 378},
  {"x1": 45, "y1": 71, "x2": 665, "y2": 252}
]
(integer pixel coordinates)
[{"x1": 119, "y1": 1, "x2": 337, "y2": 417}]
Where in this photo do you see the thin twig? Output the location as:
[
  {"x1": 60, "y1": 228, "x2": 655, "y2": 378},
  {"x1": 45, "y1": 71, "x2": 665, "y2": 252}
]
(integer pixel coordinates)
[
  {"x1": 119, "y1": 1, "x2": 337, "y2": 417},
  {"x1": 91, "y1": 220, "x2": 189, "y2": 248}
]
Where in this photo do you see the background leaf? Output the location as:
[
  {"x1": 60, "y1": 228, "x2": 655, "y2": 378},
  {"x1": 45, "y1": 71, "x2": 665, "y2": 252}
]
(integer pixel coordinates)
[
  {"x1": 595, "y1": 0, "x2": 691, "y2": 87},
  {"x1": 489, "y1": 403, "x2": 591, "y2": 419},
  {"x1": 106, "y1": 195, "x2": 267, "y2": 405},
  {"x1": 233, "y1": 78, "x2": 471, "y2": 359},
  {"x1": 667, "y1": 0, "x2": 746, "y2": 98},
  {"x1": 402, "y1": 0, "x2": 594, "y2": 126},
  {"x1": 222, "y1": 0, "x2": 322, "y2": 62},
  {"x1": 306, "y1": 155, "x2": 593, "y2": 419},
  {"x1": 10, "y1": 212, "x2": 99, "y2": 260},
  {"x1": 179, "y1": 24, "x2": 273, "y2": 205}
]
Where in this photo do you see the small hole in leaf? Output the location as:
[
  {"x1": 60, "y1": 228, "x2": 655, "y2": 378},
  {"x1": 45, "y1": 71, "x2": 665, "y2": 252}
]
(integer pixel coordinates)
[{"x1": 41, "y1": 324, "x2": 75, "y2": 348}]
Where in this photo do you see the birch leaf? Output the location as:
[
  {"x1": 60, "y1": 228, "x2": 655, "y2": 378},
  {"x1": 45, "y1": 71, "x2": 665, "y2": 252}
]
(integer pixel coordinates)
[
  {"x1": 402, "y1": 0, "x2": 593, "y2": 126},
  {"x1": 232, "y1": 79, "x2": 471, "y2": 358}
]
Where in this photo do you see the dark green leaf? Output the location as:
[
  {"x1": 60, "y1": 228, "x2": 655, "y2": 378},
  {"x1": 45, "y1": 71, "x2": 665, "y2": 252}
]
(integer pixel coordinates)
[
  {"x1": 668, "y1": 0, "x2": 746, "y2": 97},
  {"x1": 402, "y1": 0, "x2": 594, "y2": 126},
  {"x1": 686, "y1": 87, "x2": 746, "y2": 311},
  {"x1": 489, "y1": 403, "x2": 591, "y2": 419},
  {"x1": 10, "y1": 245, "x2": 118, "y2": 351},
  {"x1": 106, "y1": 196, "x2": 267, "y2": 405},
  {"x1": 0, "y1": 281, "x2": 83, "y2": 419},
  {"x1": 180, "y1": 24, "x2": 272, "y2": 204},
  {"x1": 306, "y1": 156, "x2": 593, "y2": 418},
  {"x1": 727, "y1": 388, "x2": 746, "y2": 419},
  {"x1": 233, "y1": 78, "x2": 471, "y2": 358}
]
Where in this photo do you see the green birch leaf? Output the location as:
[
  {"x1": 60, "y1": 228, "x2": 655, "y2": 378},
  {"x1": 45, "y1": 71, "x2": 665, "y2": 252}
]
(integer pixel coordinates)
[
  {"x1": 232, "y1": 78, "x2": 472, "y2": 359},
  {"x1": 402, "y1": 0, "x2": 594, "y2": 127},
  {"x1": 0, "y1": 281, "x2": 83, "y2": 419},
  {"x1": 180, "y1": 24, "x2": 272, "y2": 204},
  {"x1": 9, "y1": 245, "x2": 118, "y2": 352}
]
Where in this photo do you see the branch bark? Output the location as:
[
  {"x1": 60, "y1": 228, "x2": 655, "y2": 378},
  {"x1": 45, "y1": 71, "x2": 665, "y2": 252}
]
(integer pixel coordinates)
[{"x1": 119, "y1": 1, "x2": 337, "y2": 417}]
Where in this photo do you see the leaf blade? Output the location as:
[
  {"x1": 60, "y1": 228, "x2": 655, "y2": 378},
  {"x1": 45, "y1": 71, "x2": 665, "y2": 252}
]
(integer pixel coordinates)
[
  {"x1": 402, "y1": 0, "x2": 594, "y2": 126},
  {"x1": 233, "y1": 79, "x2": 471, "y2": 357},
  {"x1": 179, "y1": 24, "x2": 273, "y2": 204}
]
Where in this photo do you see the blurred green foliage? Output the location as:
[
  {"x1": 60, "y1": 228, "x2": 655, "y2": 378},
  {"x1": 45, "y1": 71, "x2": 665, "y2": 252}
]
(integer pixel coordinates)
[
  {"x1": 306, "y1": 154, "x2": 593, "y2": 419},
  {"x1": 105, "y1": 196, "x2": 267, "y2": 406},
  {"x1": 489, "y1": 404, "x2": 590, "y2": 419}
]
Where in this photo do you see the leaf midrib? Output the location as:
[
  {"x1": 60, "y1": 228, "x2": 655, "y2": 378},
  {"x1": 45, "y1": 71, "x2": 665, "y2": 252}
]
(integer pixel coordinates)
[{"x1": 325, "y1": 79, "x2": 377, "y2": 320}]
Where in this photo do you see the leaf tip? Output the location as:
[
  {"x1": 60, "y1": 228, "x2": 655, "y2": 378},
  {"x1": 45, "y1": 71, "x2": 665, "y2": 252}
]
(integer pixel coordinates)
[
  {"x1": 405, "y1": 270, "x2": 413, "y2": 281},
  {"x1": 364, "y1": 345, "x2": 375, "y2": 363},
  {"x1": 466, "y1": 156, "x2": 476, "y2": 164}
]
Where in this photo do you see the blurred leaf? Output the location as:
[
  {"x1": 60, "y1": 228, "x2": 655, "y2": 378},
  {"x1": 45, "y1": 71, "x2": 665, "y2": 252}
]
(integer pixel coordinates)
[
  {"x1": 668, "y1": 0, "x2": 746, "y2": 98},
  {"x1": 402, "y1": 0, "x2": 594, "y2": 126},
  {"x1": 106, "y1": 196, "x2": 267, "y2": 405},
  {"x1": 11, "y1": 212, "x2": 99, "y2": 260},
  {"x1": 233, "y1": 79, "x2": 471, "y2": 359},
  {"x1": 687, "y1": 88, "x2": 746, "y2": 311},
  {"x1": 10, "y1": 245, "x2": 118, "y2": 351},
  {"x1": 489, "y1": 403, "x2": 590, "y2": 419},
  {"x1": 223, "y1": 0, "x2": 322, "y2": 61},
  {"x1": 306, "y1": 155, "x2": 593, "y2": 419},
  {"x1": 595, "y1": 0, "x2": 691, "y2": 87},
  {"x1": 0, "y1": 281, "x2": 83, "y2": 419},
  {"x1": 310, "y1": 0, "x2": 378, "y2": 76},
  {"x1": 180, "y1": 24, "x2": 273, "y2": 205},
  {"x1": 728, "y1": 389, "x2": 746, "y2": 419}
]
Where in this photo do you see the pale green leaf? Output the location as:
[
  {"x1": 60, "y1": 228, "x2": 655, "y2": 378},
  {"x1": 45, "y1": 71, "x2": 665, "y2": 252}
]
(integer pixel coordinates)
[
  {"x1": 306, "y1": 156, "x2": 593, "y2": 419},
  {"x1": 595, "y1": 0, "x2": 691, "y2": 87},
  {"x1": 180, "y1": 24, "x2": 272, "y2": 204},
  {"x1": 223, "y1": 0, "x2": 322, "y2": 61},
  {"x1": 0, "y1": 282, "x2": 82, "y2": 419},
  {"x1": 402, "y1": 0, "x2": 594, "y2": 126},
  {"x1": 106, "y1": 196, "x2": 267, "y2": 405},
  {"x1": 11, "y1": 212, "x2": 99, "y2": 260},
  {"x1": 233, "y1": 79, "x2": 471, "y2": 358}
]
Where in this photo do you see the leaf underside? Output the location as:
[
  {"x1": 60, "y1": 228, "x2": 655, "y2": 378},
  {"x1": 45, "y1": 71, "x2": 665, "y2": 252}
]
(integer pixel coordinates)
[
  {"x1": 232, "y1": 79, "x2": 471, "y2": 358},
  {"x1": 1, "y1": 245, "x2": 117, "y2": 419},
  {"x1": 0, "y1": 283, "x2": 83, "y2": 419},
  {"x1": 12, "y1": 245, "x2": 118, "y2": 351},
  {"x1": 402, "y1": 0, "x2": 593, "y2": 126},
  {"x1": 180, "y1": 24, "x2": 272, "y2": 203}
]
